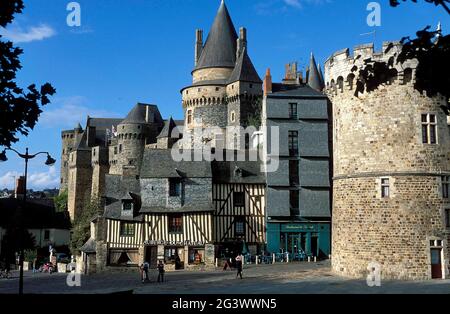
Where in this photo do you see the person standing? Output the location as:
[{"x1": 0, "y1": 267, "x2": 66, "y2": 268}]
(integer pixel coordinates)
[
  {"x1": 142, "y1": 261, "x2": 150, "y2": 283},
  {"x1": 235, "y1": 255, "x2": 243, "y2": 279},
  {"x1": 157, "y1": 260, "x2": 165, "y2": 283}
]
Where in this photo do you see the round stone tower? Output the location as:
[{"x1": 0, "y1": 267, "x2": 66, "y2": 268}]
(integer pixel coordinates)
[
  {"x1": 325, "y1": 42, "x2": 450, "y2": 280},
  {"x1": 110, "y1": 104, "x2": 163, "y2": 176}
]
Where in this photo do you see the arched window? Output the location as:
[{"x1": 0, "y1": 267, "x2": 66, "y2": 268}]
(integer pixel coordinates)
[
  {"x1": 347, "y1": 74, "x2": 355, "y2": 90},
  {"x1": 403, "y1": 68, "x2": 413, "y2": 84},
  {"x1": 187, "y1": 110, "x2": 193, "y2": 125},
  {"x1": 337, "y1": 76, "x2": 344, "y2": 93}
]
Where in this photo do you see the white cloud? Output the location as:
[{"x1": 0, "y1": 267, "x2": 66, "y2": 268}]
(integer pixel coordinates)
[
  {"x1": 0, "y1": 167, "x2": 59, "y2": 190},
  {"x1": 0, "y1": 23, "x2": 56, "y2": 43},
  {"x1": 284, "y1": 0, "x2": 302, "y2": 8},
  {"x1": 40, "y1": 96, "x2": 120, "y2": 129}
]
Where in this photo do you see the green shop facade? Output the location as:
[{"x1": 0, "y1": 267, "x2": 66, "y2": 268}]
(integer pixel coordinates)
[{"x1": 267, "y1": 221, "x2": 331, "y2": 258}]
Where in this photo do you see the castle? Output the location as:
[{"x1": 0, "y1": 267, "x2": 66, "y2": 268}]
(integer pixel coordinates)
[
  {"x1": 61, "y1": 1, "x2": 449, "y2": 279},
  {"x1": 325, "y1": 43, "x2": 450, "y2": 280}
]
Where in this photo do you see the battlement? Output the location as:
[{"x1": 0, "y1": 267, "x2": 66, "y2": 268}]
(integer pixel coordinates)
[{"x1": 324, "y1": 41, "x2": 419, "y2": 96}]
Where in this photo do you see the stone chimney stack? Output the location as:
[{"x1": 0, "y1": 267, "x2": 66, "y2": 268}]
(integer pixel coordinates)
[
  {"x1": 283, "y1": 62, "x2": 300, "y2": 85},
  {"x1": 15, "y1": 176, "x2": 25, "y2": 199},
  {"x1": 263, "y1": 68, "x2": 272, "y2": 96},
  {"x1": 194, "y1": 29, "x2": 203, "y2": 67},
  {"x1": 236, "y1": 27, "x2": 247, "y2": 59}
]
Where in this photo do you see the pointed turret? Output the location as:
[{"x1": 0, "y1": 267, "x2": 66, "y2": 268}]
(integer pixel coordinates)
[
  {"x1": 157, "y1": 117, "x2": 178, "y2": 139},
  {"x1": 228, "y1": 48, "x2": 262, "y2": 84},
  {"x1": 307, "y1": 53, "x2": 323, "y2": 91},
  {"x1": 194, "y1": 0, "x2": 238, "y2": 70}
]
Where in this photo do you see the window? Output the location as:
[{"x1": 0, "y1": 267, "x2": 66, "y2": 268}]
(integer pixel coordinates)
[
  {"x1": 216, "y1": 87, "x2": 220, "y2": 91},
  {"x1": 249, "y1": 84, "x2": 253, "y2": 89},
  {"x1": 230, "y1": 111, "x2": 236, "y2": 123},
  {"x1": 422, "y1": 114, "x2": 437, "y2": 144},
  {"x1": 188, "y1": 248, "x2": 205, "y2": 264},
  {"x1": 168, "y1": 214, "x2": 183, "y2": 233},
  {"x1": 446, "y1": 209, "x2": 450, "y2": 228},
  {"x1": 288, "y1": 131, "x2": 299, "y2": 156},
  {"x1": 290, "y1": 190, "x2": 300, "y2": 215},
  {"x1": 442, "y1": 176, "x2": 450, "y2": 199},
  {"x1": 93, "y1": 149, "x2": 96, "y2": 157},
  {"x1": 119, "y1": 144, "x2": 122, "y2": 153},
  {"x1": 381, "y1": 178, "x2": 390, "y2": 198},
  {"x1": 169, "y1": 178, "x2": 182, "y2": 197},
  {"x1": 114, "y1": 147, "x2": 118, "y2": 155},
  {"x1": 234, "y1": 192, "x2": 245, "y2": 207},
  {"x1": 120, "y1": 223, "x2": 135, "y2": 237},
  {"x1": 289, "y1": 160, "x2": 299, "y2": 186},
  {"x1": 122, "y1": 201, "x2": 133, "y2": 211},
  {"x1": 44, "y1": 230, "x2": 50, "y2": 241},
  {"x1": 234, "y1": 216, "x2": 245, "y2": 236},
  {"x1": 289, "y1": 103, "x2": 298, "y2": 119},
  {"x1": 187, "y1": 110, "x2": 193, "y2": 125}
]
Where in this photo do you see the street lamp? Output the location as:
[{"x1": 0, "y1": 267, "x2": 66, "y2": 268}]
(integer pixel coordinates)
[{"x1": 0, "y1": 147, "x2": 56, "y2": 295}]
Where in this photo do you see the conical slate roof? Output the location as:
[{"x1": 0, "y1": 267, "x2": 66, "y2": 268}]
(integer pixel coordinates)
[
  {"x1": 194, "y1": 1, "x2": 238, "y2": 71},
  {"x1": 157, "y1": 117, "x2": 179, "y2": 139},
  {"x1": 307, "y1": 53, "x2": 323, "y2": 91},
  {"x1": 121, "y1": 103, "x2": 163, "y2": 124},
  {"x1": 228, "y1": 48, "x2": 262, "y2": 84},
  {"x1": 318, "y1": 63, "x2": 325, "y2": 87}
]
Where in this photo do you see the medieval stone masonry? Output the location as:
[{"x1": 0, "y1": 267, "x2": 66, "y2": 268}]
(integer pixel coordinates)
[
  {"x1": 325, "y1": 43, "x2": 450, "y2": 280},
  {"x1": 61, "y1": 1, "x2": 450, "y2": 280}
]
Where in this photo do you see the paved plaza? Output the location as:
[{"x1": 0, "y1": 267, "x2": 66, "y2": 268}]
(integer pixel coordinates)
[{"x1": 0, "y1": 261, "x2": 449, "y2": 294}]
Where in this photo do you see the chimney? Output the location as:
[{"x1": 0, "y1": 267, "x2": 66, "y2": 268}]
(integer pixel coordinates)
[
  {"x1": 194, "y1": 29, "x2": 203, "y2": 67},
  {"x1": 263, "y1": 68, "x2": 272, "y2": 96},
  {"x1": 283, "y1": 62, "x2": 299, "y2": 85},
  {"x1": 15, "y1": 176, "x2": 25, "y2": 199},
  {"x1": 87, "y1": 126, "x2": 96, "y2": 147},
  {"x1": 236, "y1": 27, "x2": 247, "y2": 59}
]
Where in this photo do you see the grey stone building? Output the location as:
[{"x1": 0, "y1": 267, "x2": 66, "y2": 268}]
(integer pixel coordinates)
[{"x1": 262, "y1": 57, "x2": 332, "y2": 259}]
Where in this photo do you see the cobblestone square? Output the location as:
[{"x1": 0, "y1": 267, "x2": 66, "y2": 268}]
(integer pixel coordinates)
[{"x1": 1, "y1": 262, "x2": 449, "y2": 294}]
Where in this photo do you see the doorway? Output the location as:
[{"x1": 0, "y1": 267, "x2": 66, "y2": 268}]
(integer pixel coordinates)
[
  {"x1": 431, "y1": 248, "x2": 443, "y2": 279},
  {"x1": 145, "y1": 246, "x2": 158, "y2": 269}
]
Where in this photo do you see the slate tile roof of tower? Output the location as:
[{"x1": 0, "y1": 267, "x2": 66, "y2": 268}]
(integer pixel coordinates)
[
  {"x1": 194, "y1": 0, "x2": 238, "y2": 70},
  {"x1": 228, "y1": 48, "x2": 262, "y2": 84},
  {"x1": 307, "y1": 53, "x2": 324, "y2": 91},
  {"x1": 121, "y1": 103, "x2": 163, "y2": 124},
  {"x1": 157, "y1": 117, "x2": 179, "y2": 139}
]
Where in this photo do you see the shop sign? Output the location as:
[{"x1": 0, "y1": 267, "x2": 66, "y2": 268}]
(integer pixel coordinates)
[{"x1": 144, "y1": 240, "x2": 206, "y2": 247}]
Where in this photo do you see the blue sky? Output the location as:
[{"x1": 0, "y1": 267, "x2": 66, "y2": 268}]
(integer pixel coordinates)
[{"x1": 0, "y1": 0, "x2": 448, "y2": 190}]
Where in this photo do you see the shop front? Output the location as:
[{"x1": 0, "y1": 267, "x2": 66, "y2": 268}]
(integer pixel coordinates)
[
  {"x1": 266, "y1": 222, "x2": 330, "y2": 259},
  {"x1": 144, "y1": 240, "x2": 214, "y2": 270}
]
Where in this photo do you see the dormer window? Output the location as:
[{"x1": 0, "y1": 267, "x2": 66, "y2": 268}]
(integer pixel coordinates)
[
  {"x1": 169, "y1": 178, "x2": 182, "y2": 197},
  {"x1": 122, "y1": 200, "x2": 133, "y2": 212}
]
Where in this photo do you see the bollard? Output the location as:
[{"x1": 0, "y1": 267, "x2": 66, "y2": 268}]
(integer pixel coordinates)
[
  {"x1": 215, "y1": 258, "x2": 218, "y2": 268},
  {"x1": 256, "y1": 256, "x2": 259, "y2": 265},
  {"x1": 314, "y1": 256, "x2": 317, "y2": 263},
  {"x1": 286, "y1": 254, "x2": 289, "y2": 263},
  {"x1": 308, "y1": 256, "x2": 311, "y2": 263},
  {"x1": 273, "y1": 253, "x2": 276, "y2": 264}
]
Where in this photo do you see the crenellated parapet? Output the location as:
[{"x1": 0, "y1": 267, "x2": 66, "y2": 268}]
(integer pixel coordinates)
[{"x1": 324, "y1": 42, "x2": 418, "y2": 97}]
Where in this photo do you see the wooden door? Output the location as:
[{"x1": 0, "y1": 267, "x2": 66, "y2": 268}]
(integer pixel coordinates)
[{"x1": 431, "y1": 249, "x2": 442, "y2": 279}]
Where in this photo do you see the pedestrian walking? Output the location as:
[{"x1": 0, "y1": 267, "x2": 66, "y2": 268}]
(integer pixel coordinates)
[
  {"x1": 157, "y1": 260, "x2": 165, "y2": 283},
  {"x1": 235, "y1": 255, "x2": 243, "y2": 279},
  {"x1": 141, "y1": 261, "x2": 150, "y2": 283}
]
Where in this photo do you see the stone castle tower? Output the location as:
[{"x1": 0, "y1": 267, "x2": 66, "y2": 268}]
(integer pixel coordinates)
[
  {"x1": 181, "y1": 0, "x2": 262, "y2": 149},
  {"x1": 325, "y1": 42, "x2": 450, "y2": 280},
  {"x1": 60, "y1": 123, "x2": 83, "y2": 193}
]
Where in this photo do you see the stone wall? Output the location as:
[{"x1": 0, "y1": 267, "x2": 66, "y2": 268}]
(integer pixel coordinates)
[
  {"x1": 326, "y1": 43, "x2": 450, "y2": 280},
  {"x1": 68, "y1": 150, "x2": 93, "y2": 221}
]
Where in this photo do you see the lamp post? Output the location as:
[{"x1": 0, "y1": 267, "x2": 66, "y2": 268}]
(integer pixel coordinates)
[{"x1": 0, "y1": 148, "x2": 56, "y2": 295}]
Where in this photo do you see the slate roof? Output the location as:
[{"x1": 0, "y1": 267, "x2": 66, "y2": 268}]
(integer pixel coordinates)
[
  {"x1": 157, "y1": 117, "x2": 180, "y2": 139},
  {"x1": 80, "y1": 238, "x2": 96, "y2": 253},
  {"x1": 140, "y1": 149, "x2": 212, "y2": 178},
  {"x1": 194, "y1": 1, "x2": 238, "y2": 71},
  {"x1": 121, "y1": 103, "x2": 163, "y2": 125},
  {"x1": 103, "y1": 175, "x2": 143, "y2": 221},
  {"x1": 228, "y1": 48, "x2": 262, "y2": 84},
  {"x1": 269, "y1": 83, "x2": 327, "y2": 98},
  {"x1": 307, "y1": 53, "x2": 324, "y2": 91},
  {"x1": 75, "y1": 117, "x2": 123, "y2": 149},
  {"x1": 0, "y1": 198, "x2": 71, "y2": 229},
  {"x1": 212, "y1": 160, "x2": 266, "y2": 184}
]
